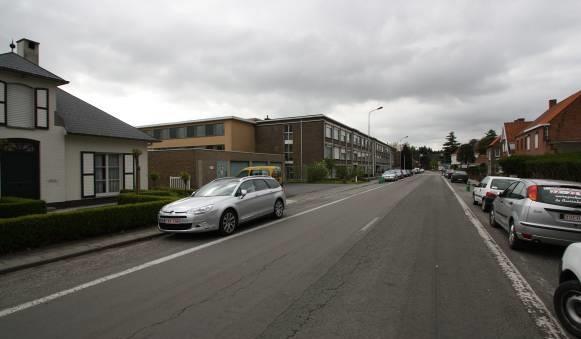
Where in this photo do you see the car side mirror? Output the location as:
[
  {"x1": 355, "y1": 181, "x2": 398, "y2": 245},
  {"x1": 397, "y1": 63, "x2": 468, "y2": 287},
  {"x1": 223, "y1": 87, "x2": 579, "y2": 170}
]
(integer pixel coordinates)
[
  {"x1": 498, "y1": 191, "x2": 506, "y2": 198},
  {"x1": 190, "y1": 191, "x2": 197, "y2": 197},
  {"x1": 239, "y1": 189, "x2": 248, "y2": 199}
]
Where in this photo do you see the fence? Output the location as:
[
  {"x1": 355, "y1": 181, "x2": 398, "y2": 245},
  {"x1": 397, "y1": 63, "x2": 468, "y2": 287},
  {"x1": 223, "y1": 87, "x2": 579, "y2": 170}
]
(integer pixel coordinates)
[{"x1": 169, "y1": 176, "x2": 190, "y2": 190}]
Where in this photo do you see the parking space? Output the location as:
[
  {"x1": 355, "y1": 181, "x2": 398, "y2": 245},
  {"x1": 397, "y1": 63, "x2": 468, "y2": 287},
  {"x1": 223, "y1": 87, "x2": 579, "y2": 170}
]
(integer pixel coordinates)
[{"x1": 446, "y1": 177, "x2": 566, "y2": 312}]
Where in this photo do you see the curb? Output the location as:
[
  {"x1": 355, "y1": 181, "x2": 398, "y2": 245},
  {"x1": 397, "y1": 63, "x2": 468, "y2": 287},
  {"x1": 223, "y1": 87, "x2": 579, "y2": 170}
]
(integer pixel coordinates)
[{"x1": 0, "y1": 232, "x2": 166, "y2": 275}]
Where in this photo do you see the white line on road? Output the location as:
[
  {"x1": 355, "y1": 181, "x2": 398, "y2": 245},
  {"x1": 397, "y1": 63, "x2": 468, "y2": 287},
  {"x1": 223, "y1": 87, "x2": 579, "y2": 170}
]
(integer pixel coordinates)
[
  {"x1": 286, "y1": 199, "x2": 296, "y2": 205},
  {"x1": 360, "y1": 217, "x2": 379, "y2": 232},
  {"x1": 0, "y1": 183, "x2": 391, "y2": 319},
  {"x1": 442, "y1": 177, "x2": 567, "y2": 339}
]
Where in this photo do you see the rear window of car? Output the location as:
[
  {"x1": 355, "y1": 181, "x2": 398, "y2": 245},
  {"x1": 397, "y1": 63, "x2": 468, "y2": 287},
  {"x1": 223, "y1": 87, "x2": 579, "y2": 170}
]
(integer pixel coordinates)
[
  {"x1": 251, "y1": 169, "x2": 270, "y2": 176},
  {"x1": 538, "y1": 186, "x2": 581, "y2": 208},
  {"x1": 490, "y1": 179, "x2": 516, "y2": 190},
  {"x1": 265, "y1": 179, "x2": 280, "y2": 189}
]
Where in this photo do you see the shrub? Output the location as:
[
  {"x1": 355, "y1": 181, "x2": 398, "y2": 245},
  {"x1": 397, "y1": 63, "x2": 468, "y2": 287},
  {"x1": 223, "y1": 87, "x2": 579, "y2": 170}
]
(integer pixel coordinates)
[
  {"x1": 336, "y1": 166, "x2": 353, "y2": 183},
  {"x1": 499, "y1": 153, "x2": 581, "y2": 182},
  {"x1": 0, "y1": 197, "x2": 46, "y2": 218},
  {"x1": 306, "y1": 161, "x2": 329, "y2": 182},
  {"x1": 0, "y1": 200, "x2": 170, "y2": 254},
  {"x1": 149, "y1": 172, "x2": 160, "y2": 188},
  {"x1": 117, "y1": 193, "x2": 178, "y2": 205}
]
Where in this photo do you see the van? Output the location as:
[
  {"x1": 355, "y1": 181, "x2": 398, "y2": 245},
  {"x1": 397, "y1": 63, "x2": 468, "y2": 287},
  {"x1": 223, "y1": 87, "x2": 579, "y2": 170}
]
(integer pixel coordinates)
[{"x1": 236, "y1": 166, "x2": 284, "y2": 185}]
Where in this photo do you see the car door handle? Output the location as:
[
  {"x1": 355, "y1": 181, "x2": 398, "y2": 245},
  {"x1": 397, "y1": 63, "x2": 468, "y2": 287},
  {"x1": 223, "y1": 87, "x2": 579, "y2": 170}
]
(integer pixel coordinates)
[{"x1": 508, "y1": 202, "x2": 513, "y2": 205}]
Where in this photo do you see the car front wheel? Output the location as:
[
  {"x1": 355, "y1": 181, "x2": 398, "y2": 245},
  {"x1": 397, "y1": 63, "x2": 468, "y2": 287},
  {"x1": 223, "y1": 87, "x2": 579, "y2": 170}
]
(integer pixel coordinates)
[
  {"x1": 219, "y1": 209, "x2": 238, "y2": 236},
  {"x1": 273, "y1": 199, "x2": 284, "y2": 219},
  {"x1": 554, "y1": 280, "x2": 581, "y2": 337}
]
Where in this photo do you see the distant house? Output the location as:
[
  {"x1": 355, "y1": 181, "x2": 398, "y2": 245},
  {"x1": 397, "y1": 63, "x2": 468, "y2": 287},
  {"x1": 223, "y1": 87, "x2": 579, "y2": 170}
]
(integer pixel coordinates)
[
  {"x1": 514, "y1": 91, "x2": 581, "y2": 155},
  {"x1": 486, "y1": 136, "x2": 502, "y2": 175},
  {"x1": 0, "y1": 38, "x2": 156, "y2": 206},
  {"x1": 500, "y1": 118, "x2": 532, "y2": 157}
]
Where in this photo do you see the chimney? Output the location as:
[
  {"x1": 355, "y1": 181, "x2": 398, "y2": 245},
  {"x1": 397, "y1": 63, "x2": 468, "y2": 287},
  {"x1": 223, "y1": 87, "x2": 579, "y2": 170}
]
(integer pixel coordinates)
[
  {"x1": 16, "y1": 38, "x2": 40, "y2": 65},
  {"x1": 515, "y1": 118, "x2": 525, "y2": 122},
  {"x1": 548, "y1": 99, "x2": 557, "y2": 109}
]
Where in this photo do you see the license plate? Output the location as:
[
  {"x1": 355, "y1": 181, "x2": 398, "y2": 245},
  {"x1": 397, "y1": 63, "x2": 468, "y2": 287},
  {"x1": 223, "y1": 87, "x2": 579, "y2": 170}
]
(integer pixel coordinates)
[
  {"x1": 563, "y1": 214, "x2": 581, "y2": 222},
  {"x1": 161, "y1": 218, "x2": 182, "y2": 224}
]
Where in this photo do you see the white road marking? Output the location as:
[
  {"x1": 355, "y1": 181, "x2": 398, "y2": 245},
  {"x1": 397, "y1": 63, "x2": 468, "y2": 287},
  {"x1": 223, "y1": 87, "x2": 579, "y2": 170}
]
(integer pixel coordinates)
[
  {"x1": 286, "y1": 199, "x2": 296, "y2": 205},
  {"x1": 360, "y1": 217, "x2": 379, "y2": 232},
  {"x1": 442, "y1": 177, "x2": 567, "y2": 339},
  {"x1": 0, "y1": 183, "x2": 391, "y2": 319}
]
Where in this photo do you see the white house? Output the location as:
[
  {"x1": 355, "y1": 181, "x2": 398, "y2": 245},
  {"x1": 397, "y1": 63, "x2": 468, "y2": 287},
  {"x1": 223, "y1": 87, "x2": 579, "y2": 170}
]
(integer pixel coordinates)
[{"x1": 0, "y1": 38, "x2": 156, "y2": 207}]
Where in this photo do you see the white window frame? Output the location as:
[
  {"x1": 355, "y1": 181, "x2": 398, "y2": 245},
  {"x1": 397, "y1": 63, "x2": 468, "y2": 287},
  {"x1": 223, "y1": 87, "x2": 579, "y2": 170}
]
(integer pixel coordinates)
[
  {"x1": 534, "y1": 133, "x2": 539, "y2": 149},
  {"x1": 526, "y1": 135, "x2": 531, "y2": 150}
]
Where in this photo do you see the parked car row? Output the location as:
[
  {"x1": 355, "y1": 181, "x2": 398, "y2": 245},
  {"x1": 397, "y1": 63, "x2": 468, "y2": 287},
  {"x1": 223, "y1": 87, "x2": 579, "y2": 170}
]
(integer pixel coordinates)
[
  {"x1": 442, "y1": 169, "x2": 469, "y2": 184},
  {"x1": 381, "y1": 168, "x2": 423, "y2": 182},
  {"x1": 464, "y1": 175, "x2": 581, "y2": 337}
]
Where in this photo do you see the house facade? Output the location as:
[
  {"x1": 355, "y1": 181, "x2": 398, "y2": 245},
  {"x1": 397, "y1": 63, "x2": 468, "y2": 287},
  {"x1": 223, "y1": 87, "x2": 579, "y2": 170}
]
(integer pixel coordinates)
[
  {"x1": 515, "y1": 92, "x2": 581, "y2": 155},
  {"x1": 0, "y1": 39, "x2": 155, "y2": 206}
]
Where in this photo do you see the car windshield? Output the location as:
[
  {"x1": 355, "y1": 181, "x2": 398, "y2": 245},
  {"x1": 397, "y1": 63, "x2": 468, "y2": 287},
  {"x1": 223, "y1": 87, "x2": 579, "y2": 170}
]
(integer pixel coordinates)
[
  {"x1": 490, "y1": 179, "x2": 516, "y2": 190},
  {"x1": 455, "y1": 171, "x2": 467, "y2": 175},
  {"x1": 538, "y1": 186, "x2": 581, "y2": 208},
  {"x1": 193, "y1": 179, "x2": 240, "y2": 197}
]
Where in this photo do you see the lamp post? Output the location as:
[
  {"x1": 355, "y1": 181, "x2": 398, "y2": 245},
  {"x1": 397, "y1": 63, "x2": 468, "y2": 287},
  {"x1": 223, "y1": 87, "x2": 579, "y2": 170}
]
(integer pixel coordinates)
[
  {"x1": 368, "y1": 106, "x2": 383, "y2": 176},
  {"x1": 399, "y1": 136, "x2": 408, "y2": 170}
]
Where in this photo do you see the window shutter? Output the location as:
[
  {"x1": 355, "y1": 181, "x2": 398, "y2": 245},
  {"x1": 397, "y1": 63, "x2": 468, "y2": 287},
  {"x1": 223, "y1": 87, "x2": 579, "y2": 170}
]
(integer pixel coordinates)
[
  {"x1": 81, "y1": 152, "x2": 95, "y2": 198},
  {"x1": 0, "y1": 81, "x2": 6, "y2": 125},
  {"x1": 7, "y1": 83, "x2": 34, "y2": 128},
  {"x1": 123, "y1": 154, "x2": 134, "y2": 190},
  {"x1": 35, "y1": 88, "x2": 49, "y2": 129}
]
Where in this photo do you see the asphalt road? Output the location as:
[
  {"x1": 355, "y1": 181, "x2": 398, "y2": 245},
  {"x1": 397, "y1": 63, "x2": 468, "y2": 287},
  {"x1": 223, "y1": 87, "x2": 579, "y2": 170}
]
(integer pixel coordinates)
[{"x1": 0, "y1": 173, "x2": 563, "y2": 338}]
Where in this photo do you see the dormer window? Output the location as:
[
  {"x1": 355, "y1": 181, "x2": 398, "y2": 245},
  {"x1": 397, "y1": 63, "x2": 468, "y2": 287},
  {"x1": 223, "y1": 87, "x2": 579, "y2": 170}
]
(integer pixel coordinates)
[{"x1": 1, "y1": 83, "x2": 50, "y2": 130}]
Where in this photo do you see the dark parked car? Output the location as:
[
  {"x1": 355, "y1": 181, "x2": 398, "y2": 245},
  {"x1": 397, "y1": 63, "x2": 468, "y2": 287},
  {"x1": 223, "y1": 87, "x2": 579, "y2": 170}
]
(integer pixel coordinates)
[
  {"x1": 450, "y1": 171, "x2": 469, "y2": 183},
  {"x1": 445, "y1": 169, "x2": 455, "y2": 179}
]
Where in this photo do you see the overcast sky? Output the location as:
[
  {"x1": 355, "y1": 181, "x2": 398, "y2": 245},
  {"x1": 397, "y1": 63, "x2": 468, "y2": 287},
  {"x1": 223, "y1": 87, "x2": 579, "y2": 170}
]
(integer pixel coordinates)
[{"x1": 2, "y1": 0, "x2": 580, "y2": 149}]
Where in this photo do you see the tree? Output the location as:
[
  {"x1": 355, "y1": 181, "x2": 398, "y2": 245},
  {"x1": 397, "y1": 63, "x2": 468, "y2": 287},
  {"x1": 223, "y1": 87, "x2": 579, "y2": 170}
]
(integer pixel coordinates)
[
  {"x1": 457, "y1": 144, "x2": 476, "y2": 164},
  {"x1": 476, "y1": 129, "x2": 497, "y2": 154},
  {"x1": 400, "y1": 144, "x2": 413, "y2": 169},
  {"x1": 442, "y1": 132, "x2": 460, "y2": 163},
  {"x1": 149, "y1": 172, "x2": 160, "y2": 188},
  {"x1": 179, "y1": 171, "x2": 191, "y2": 192}
]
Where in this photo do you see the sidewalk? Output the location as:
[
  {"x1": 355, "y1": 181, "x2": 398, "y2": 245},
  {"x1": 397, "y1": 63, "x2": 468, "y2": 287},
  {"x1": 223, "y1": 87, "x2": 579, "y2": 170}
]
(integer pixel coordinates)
[{"x1": 0, "y1": 227, "x2": 164, "y2": 275}]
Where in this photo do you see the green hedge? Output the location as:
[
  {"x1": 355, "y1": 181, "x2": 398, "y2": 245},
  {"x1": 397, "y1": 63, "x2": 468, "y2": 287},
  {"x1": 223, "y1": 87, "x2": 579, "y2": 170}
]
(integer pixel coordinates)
[
  {"x1": 117, "y1": 193, "x2": 179, "y2": 205},
  {"x1": 0, "y1": 200, "x2": 170, "y2": 254},
  {"x1": 0, "y1": 197, "x2": 47, "y2": 218},
  {"x1": 499, "y1": 153, "x2": 581, "y2": 182}
]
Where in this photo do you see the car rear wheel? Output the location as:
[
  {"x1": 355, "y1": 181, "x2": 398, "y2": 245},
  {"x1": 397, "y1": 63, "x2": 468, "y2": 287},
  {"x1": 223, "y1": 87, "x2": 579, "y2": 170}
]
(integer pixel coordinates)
[
  {"x1": 489, "y1": 209, "x2": 499, "y2": 227},
  {"x1": 508, "y1": 221, "x2": 524, "y2": 250},
  {"x1": 481, "y1": 199, "x2": 489, "y2": 212},
  {"x1": 554, "y1": 280, "x2": 581, "y2": 338},
  {"x1": 219, "y1": 209, "x2": 238, "y2": 236},
  {"x1": 273, "y1": 199, "x2": 284, "y2": 219}
]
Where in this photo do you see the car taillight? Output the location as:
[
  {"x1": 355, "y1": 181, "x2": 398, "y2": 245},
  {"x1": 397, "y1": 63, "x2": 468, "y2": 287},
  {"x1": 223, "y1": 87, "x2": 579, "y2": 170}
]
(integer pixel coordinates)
[
  {"x1": 485, "y1": 192, "x2": 497, "y2": 199},
  {"x1": 527, "y1": 185, "x2": 538, "y2": 201}
]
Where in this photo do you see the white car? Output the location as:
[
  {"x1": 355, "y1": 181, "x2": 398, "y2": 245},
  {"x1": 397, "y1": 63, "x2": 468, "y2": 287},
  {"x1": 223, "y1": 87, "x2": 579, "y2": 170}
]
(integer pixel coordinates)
[
  {"x1": 381, "y1": 170, "x2": 399, "y2": 182},
  {"x1": 473, "y1": 176, "x2": 519, "y2": 212},
  {"x1": 554, "y1": 242, "x2": 581, "y2": 337}
]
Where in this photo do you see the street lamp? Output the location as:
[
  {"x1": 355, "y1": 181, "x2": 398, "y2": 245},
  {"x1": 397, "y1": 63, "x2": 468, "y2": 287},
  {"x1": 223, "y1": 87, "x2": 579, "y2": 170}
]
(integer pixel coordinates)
[
  {"x1": 399, "y1": 136, "x2": 408, "y2": 170},
  {"x1": 367, "y1": 106, "x2": 383, "y2": 176}
]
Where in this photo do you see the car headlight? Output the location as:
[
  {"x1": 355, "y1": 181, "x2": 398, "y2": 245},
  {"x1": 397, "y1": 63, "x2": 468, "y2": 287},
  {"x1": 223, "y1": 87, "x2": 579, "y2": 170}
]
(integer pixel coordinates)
[{"x1": 188, "y1": 205, "x2": 214, "y2": 215}]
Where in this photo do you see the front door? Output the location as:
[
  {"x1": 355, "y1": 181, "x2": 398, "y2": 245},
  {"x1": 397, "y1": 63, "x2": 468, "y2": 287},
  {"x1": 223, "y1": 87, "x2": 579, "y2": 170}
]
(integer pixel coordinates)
[{"x1": 0, "y1": 139, "x2": 39, "y2": 199}]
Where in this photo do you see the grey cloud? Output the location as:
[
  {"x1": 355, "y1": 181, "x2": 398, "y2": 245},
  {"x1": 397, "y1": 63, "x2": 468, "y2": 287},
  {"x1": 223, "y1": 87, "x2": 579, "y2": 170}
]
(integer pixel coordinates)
[{"x1": 1, "y1": 0, "x2": 580, "y2": 148}]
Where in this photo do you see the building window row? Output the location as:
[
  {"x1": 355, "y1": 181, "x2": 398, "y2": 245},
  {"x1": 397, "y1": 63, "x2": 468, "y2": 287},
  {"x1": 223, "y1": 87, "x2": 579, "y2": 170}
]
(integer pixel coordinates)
[
  {"x1": 147, "y1": 123, "x2": 225, "y2": 140},
  {"x1": 325, "y1": 123, "x2": 373, "y2": 150}
]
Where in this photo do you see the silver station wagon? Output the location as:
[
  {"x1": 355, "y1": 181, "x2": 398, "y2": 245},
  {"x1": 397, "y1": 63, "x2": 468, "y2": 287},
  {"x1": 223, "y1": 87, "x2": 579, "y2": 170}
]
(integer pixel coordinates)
[
  {"x1": 490, "y1": 179, "x2": 581, "y2": 249},
  {"x1": 158, "y1": 176, "x2": 286, "y2": 236}
]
